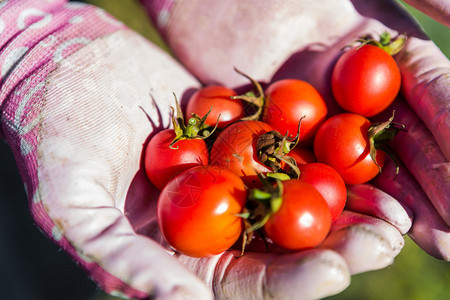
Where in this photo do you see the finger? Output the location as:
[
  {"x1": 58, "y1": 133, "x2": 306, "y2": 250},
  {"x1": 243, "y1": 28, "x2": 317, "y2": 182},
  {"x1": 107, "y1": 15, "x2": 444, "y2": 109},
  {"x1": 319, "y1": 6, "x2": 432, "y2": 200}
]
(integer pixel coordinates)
[
  {"x1": 376, "y1": 99, "x2": 450, "y2": 226},
  {"x1": 176, "y1": 210, "x2": 405, "y2": 299},
  {"x1": 373, "y1": 159, "x2": 450, "y2": 261},
  {"x1": 394, "y1": 34, "x2": 450, "y2": 160},
  {"x1": 320, "y1": 211, "x2": 405, "y2": 274},
  {"x1": 139, "y1": 0, "x2": 368, "y2": 88},
  {"x1": 402, "y1": 0, "x2": 450, "y2": 27},
  {"x1": 177, "y1": 249, "x2": 350, "y2": 300},
  {"x1": 346, "y1": 184, "x2": 413, "y2": 234}
]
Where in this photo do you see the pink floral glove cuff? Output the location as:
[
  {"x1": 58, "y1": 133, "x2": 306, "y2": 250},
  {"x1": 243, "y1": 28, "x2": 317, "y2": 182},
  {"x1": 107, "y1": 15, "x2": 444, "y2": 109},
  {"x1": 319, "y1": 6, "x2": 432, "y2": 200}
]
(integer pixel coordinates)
[{"x1": 0, "y1": 1, "x2": 146, "y2": 297}]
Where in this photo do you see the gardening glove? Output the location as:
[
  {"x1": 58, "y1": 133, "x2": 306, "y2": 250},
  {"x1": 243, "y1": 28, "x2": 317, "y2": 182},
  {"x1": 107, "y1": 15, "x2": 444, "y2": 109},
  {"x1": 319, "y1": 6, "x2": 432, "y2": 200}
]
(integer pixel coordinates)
[
  {"x1": 0, "y1": 1, "x2": 447, "y2": 300},
  {"x1": 141, "y1": 0, "x2": 450, "y2": 258}
]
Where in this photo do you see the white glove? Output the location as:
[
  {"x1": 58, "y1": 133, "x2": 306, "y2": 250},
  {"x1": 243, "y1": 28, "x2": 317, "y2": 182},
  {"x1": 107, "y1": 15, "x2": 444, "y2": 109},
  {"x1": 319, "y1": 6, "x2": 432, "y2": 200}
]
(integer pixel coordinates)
[{"x1": 1, "y1": 0, "x2": 448, "y2": 299}]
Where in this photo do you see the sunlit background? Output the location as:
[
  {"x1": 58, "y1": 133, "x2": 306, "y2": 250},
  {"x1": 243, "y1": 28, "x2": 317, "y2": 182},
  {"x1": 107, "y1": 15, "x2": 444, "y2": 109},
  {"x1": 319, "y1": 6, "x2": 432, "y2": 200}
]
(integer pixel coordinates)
[{"x1": 0, "y1": 1, "x2": 448, "y2": 299}]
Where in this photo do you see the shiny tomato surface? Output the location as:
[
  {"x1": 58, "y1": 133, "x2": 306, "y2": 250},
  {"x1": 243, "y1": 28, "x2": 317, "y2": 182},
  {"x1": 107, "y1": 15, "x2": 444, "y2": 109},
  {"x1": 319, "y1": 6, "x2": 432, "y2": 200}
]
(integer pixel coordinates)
[
  {"x1": 332, "y1": 44, "x2": 401, "y2": 117},
  {"x1": 313, "y1": 113, "x2": 385, "y2": 185},
  {"x1": 298, "y1": 163, "x2": 347, "y2": 221},
  {"x1": 145, "y1": 129, "x2": 208, "y2": 190},
  {"x1": 210, "y1": 120, "x2": 274, "y2": 187},
  {"x1": 157, "y1": 165, "x2": 247, "y2": 257},
  {"x1": 264, "y1": 180, "x2": 332, "y2": 250},
  {"x1": 186, "y1": 85, "x2": 244, "y2": 128},
  {"x1": 263, "y1": 79, "x2": 328, "y2": 142}
]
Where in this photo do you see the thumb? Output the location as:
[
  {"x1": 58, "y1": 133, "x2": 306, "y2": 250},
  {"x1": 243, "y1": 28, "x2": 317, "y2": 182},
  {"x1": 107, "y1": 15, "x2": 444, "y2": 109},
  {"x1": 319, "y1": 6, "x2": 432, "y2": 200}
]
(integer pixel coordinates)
[
  {"x1": 1, "y1": 1, "x2": 210, "y2": 298},
  {"x1": 32, "y1": 31, "x2": 210, "y2": 299},
  {"x1": 402, "y1": 0, "x2": 450, "y2": 27}
]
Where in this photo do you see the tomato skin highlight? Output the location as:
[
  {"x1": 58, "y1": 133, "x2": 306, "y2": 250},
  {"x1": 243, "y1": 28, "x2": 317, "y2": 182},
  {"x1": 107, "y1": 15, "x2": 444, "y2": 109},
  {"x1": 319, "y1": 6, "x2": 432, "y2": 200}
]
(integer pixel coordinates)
[
  {"x1": 298, "y1": 163, "x2": 347, "y2": 221},
  {"x1": 157, "y1": 166, "x2": 247, "y2": 257},
  {"x1": 210, "y1": 120, "x2": 274, "y2": 187},
  {"x1": 313, "y1": 113, "x2": 385, "y2": 185},
  {"x1": 264, "y1": 180, "x2": 332, "y2": 250},
  {"x1": 144, "y1": 129, "x2": 208, "y2": 190},
  {"x1": 331, "y1": 44, "x2": 401, "y2": 117},
  {"x1": 263, "y1": 79, "x2": 328, "y2": 142},
  {"x1": 186, "y1": 85, "x2": 244, "y2": 128}
]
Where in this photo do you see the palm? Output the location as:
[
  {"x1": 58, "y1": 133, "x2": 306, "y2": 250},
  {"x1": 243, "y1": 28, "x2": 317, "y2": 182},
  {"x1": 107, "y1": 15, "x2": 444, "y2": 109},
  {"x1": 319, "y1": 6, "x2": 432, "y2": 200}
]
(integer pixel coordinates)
[{"x1": 125, "y1": 0, "x2": 449, "y2": 298}]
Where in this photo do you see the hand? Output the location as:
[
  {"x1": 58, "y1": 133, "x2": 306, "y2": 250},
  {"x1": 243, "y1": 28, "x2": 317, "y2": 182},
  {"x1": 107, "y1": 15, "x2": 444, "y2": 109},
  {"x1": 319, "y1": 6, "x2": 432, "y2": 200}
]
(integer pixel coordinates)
[
  {"x1": 142, "y1": 0, "x2": 450, "y2": 257},
  {"x1": 0, "y1": 1, "x2": 448, "y2": 300}
]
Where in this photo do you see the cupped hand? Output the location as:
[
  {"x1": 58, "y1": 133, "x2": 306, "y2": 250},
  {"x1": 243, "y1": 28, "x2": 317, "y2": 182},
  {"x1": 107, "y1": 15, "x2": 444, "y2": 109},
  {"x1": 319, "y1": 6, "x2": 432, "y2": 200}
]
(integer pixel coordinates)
[
  {"x1": 142, "y1": 0, "x2": 449, "y2": 256},
  {"x1": 1, "y1": 0, "x2": 448, "y2": 299}
]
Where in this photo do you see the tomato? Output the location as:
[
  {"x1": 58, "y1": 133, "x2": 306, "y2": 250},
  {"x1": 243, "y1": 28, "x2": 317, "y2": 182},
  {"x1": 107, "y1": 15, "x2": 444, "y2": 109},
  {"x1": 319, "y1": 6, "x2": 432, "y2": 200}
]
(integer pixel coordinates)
[
  {"x1": 313, "y1": 113, "x2": 385, "y2": 185},
  {"x1": 331, "y1": 44, "x2": 401, "y2": 117},
  {"x1": 262, "y1": 79, "x2": 328, "y2": 142},
  {"x1": 209, "y1": 120, "x2": 274, "y2": 187},
  {"x1": 298, "y1": 163, "x2": 347, "y2": 221},
  {"x1": 264, "y1": 180, "x2": 332, "y2": 250},
  {"x1": 144, "y1": 129, "x2": 208, "y2": 190},
  {"x1": 279, "y1": 146, "x2": 316, "y2": 175},
  {"x1": 185, "y1": 85, "x2": 244, "y2": 128},
  {"x1": 288, "y1": 146, "x2": 316, "y2": 165},
  {"x1": 157, "y1": 165, "x2": 247, "y2": 257}
]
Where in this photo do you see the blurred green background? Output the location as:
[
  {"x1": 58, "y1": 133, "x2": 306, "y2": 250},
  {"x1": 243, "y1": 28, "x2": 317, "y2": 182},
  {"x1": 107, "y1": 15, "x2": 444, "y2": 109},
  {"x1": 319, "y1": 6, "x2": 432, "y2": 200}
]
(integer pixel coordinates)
[
  {"x1": 0, "y1": 1, "x2": 447, "y2": 300},
  {"x1": 82, "y1": 1, "x2": 449, "y2": 300}
]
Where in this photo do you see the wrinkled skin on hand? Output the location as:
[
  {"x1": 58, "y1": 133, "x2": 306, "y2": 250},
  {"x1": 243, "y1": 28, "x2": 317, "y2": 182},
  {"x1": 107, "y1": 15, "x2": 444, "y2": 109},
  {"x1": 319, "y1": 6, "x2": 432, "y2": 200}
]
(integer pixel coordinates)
[{"x1": 1, "y1": 0, "x2": 448, "y2": 299}]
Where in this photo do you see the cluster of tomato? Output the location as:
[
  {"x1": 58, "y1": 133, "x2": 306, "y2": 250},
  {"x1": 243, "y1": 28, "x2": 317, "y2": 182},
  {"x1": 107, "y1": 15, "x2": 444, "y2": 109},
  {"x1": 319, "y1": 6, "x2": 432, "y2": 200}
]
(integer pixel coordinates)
[{"x1": 144, "y1": 32, "x2": 406, "y2": 258}]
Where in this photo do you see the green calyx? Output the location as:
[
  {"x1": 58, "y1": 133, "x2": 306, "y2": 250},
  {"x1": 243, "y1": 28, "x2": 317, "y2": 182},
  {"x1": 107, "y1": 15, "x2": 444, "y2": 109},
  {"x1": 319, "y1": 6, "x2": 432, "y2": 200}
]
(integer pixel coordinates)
[
  {"x1": 230, "y1": 68, "x2": 265, "y2": 121},
  {"x1": 249, "y1": 178, "x2": 284, "y2": 219},
  {"x1": 238, "y1": 174, "x2": 284, "y2": 255},
  {"x1": 169, "y1": 93, "x2": 220, "y2": 149},
  {"x1": 368, "y1": 110, "x2": 406, "y2": 175},
  {"x1": 256, "y1": 117, "x2": 304, "y2": 180},
  {"x1": 356, "y1": 31, "x2": 406, "y2": 55}
]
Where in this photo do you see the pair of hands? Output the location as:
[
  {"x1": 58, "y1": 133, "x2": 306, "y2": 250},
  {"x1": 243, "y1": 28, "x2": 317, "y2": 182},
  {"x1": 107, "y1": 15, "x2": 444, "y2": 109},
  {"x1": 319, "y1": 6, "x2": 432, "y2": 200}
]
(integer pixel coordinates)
[{"x1": 0, "y1": 0, "x2": 449, "y2": 299}]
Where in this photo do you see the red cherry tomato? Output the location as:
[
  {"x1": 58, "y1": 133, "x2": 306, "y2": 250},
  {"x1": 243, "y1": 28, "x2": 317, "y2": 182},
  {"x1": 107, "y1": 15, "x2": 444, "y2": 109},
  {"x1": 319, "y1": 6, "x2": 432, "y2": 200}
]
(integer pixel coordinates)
[
  {"x1": 288, "y1": 147, "x2": 316, "y2": 165},
  {"x1": 313, "y1": 113, "x2": 385, "y2": 185},
  {"x1": 263, "y1": 79, "x2": 328, "y2": 142},
  {"x1": 209, "y1": 120, "x2": 274, "y2": 187},
  {"x1": 186, "y1": 85, "x2": 244, "y2": 128},
  {"x1": 298, "y1": 163, "x2": 347, "y2": 221},
  {"x1": 264, "y1": 180, "x2": 332, "y2": 250},
  {"x1": 280, "y1": 146, "x2": 316, "y2": 174},
  {"x1": 331, "y1": 44, "x2": 401, "y2": 117},
  {"x1": 157, "y1": 165, "x2": 247, "y2": 257},
  {"x1": 144, "y1": 129, "x2": 208, "y2": 190}
]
